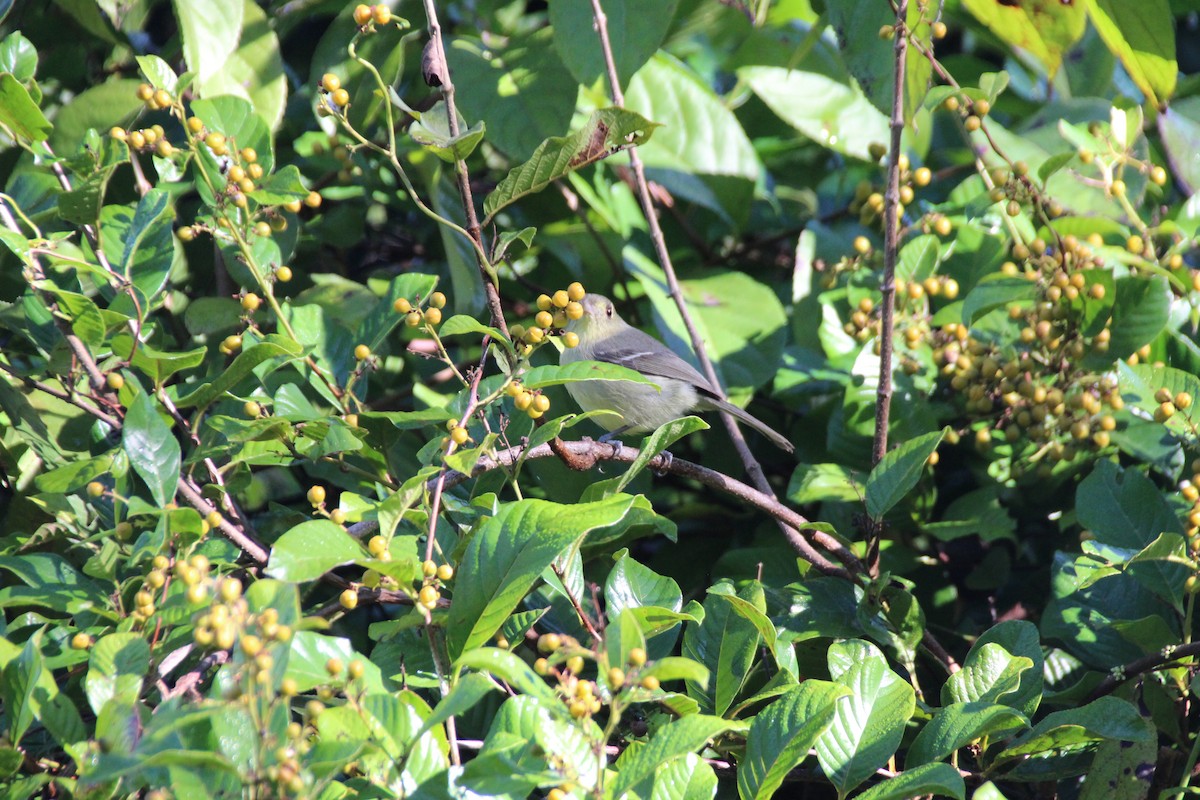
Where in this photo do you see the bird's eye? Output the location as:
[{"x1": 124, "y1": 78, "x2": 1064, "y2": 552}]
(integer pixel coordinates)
[{"x1": 606, "y1": 304, "x2": 613, "y2": 317}]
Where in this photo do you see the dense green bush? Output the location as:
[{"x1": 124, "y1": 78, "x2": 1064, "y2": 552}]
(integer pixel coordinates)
[{"x1": 1, "y1": 0, "x2": 1199, "y2": 798}]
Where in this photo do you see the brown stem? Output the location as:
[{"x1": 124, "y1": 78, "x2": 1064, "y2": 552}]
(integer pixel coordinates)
[
  {"x1": 868, "y1": 0, "x2": 908, "y2": 577},
  {"x1": 587, "y1": 0, "x2": 783, "y2": 504},
  {"x1": 420, "y1": 0, "x2": 508, "y2": 338}
]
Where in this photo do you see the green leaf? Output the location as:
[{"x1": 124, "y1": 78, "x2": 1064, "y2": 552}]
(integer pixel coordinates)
[
  {"x1": 194, "y1": 0, "x2": 287, "y2": 129},
  {"x1": 1159, "y1": 98, "x2": 1200, "y2": 193},
  {"x1": 611, "y1": 715, "x2": 738, "y2": 799},
  {"x1": 994, "y1": 696, "x2": 1153, "y2": 763},
  {"x1": 174, "y1": 0, "x2": 244, "y2": 87},
  {"x1": 446, "y1": 496, "x2": 639, "y2": 658},
  {"x1": 84, "y1": 633, "x2": 150, "y2": 715},
  {"x1": 410, "y1": 100, "x2": 486, "y2": 163},
  {"x1": 907, "y1": 702, "x2": 1028, "y2": 767},
  {"x1": 436, "y1": 314, "x2": 507, "y2": 343},
  {"x1": 1079, "y1": 724, "x2": 1157, "y2": 800},
  {"x1": 173, "y1": 335, "x2": 304, "y2": 409},
  {"x1": 649, "y1": 753, "x2": 717, "y2": 800},
  {"x1": 122, "y1": 391, "x2": 181, "y2": 507},
  {"x1": 852, "y1": 762, "x2": 966, "y2": 800},
  {"x1": 0, "y1": 635, "x2": 42, "y2": 743},
  {"x1": 944, "y1": 621, "x2": 1044, "y2": 717},
  {"x1": 190, "y1": 95, "x2": 273, "y2": 172},
  {"x1": 266, "y1": 520, "x2": 366, "y2": 582},
  {"x1": 483, "y1": 108, "x2": 660, "y2": 220},
  {"x1": 1118, "y1": 362, "x2": 1200, "y2": 441},
  {"x1": 682, "y1": 584, "x2": 761, "y2": 716},
  {"x1": 100, "y1": 189, "x2": 175, "y2": 314},
  {"x1": 0, "y1": 73, "x2": 50, "y2": 142},
  {"x1": 519, "y1": 360, "x2": 658, "y2": 390},
  {"x1": 865, "y1": 429, "x2": 945, "y2": 519},
  {"x1": 1086, "y1": 0, "x2": 1176, "y2": 106},
  {"x1": 248, "y1": 165, "x2": 309, "y2": 206},
  {"x1": 447, "y1": 31, "x2": 578, "y2": 161},
  {"x1": 787, "y1": 463, "x2": 864, "y2": 505},
  {"x1": 0, "y1": 31, "x2": 38, "y2": 81},
  {"x1": 815, "y1": 640, "x2": 916, "y2": 797},
  {"x1": 455, "y1": 647, "x2": 560, "y2": 705},
  {"x1": 614, "y1": 417, "x2": 708, "y2": 493},
  {"x1": 739, "y1": 65, "x2": 889, "y2": 161},
  {"x1": 962, "y1": 0, "x2": 1086, "y2": 75},
  {"x1": 961, "y1": 276, "x2": 1038, "y2": 325},
  {"x1": 626, "y1": 55, "x2": 759, "y2": 183},
  {"x1": 415, "y1": 673, "x2": 498, "y2": 741},
  {"x1": 737, "y1": 681, "x2": 848, "y2": 800},
  {"x1": 1076, "y1": 459, "x2": 1182, "y2": 551},
  {"x1": 606, "y1": 550, "x2": 683, "y2": 614},
  {"x1": 113, "y1": 335, "x2": 207, "y2": 384},
  {"x1": 549, "y1": 0, "x2": 678, "y2": 89},
  {"x1": 1105, "y1": 275, "x2": 1169, "y2": 358}
]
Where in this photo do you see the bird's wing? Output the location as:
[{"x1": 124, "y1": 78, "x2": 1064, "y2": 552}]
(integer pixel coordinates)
[{"x1": 600, "y1": 329, "x2": 720, "y2": 394}]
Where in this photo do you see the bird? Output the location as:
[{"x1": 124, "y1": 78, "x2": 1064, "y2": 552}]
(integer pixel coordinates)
[{"x1": 559, "y1": 293, "x2": 794, "y2": 453}]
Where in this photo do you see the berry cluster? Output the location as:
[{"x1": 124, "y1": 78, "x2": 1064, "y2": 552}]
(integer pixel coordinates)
[{"x1": 392, "y1": 290, "x2": 445, "y2": 328}]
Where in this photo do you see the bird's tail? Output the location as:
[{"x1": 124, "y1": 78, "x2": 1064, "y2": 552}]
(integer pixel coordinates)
[{"x1": 711, "y1": 398, "x2": 795, "y2": 453}]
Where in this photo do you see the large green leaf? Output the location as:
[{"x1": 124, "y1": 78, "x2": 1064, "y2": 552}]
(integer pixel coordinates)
[
  {"x1": 814, "y1": 640, "x2": 916, "y2": 796},
  {"x1": 122, "y1": 391, "x2": 181, "y2": 507},
  {"x1": 173, "y1": 334, "x2": 304, "y2": 409},
  {"x1": 174, "y1": 0, "x2": 243, "y2": 87},
  {"x1": 1076, "y1": 459, "x2": 1182, "y2": 551},
  {"x1": 738, "y1": 66, "x2": 889, "y2": 160},
  {"x1": 962, "y1": 0, "x2": 1086, "y2": 75},
  {"x1": 1086, "y1": 0, "x2": 1175, "y2": 106},
  {"x1": 852, "y1": 762, "x2": 966, "y2": 800},
  {"x1": 993, "y1": 696, "x2": 1154, "y2": 764},
  {"x1": 0, "y1": 73, "x2": 50, "y2": 142},
  {"x1": 626, "y1": 54, "x2": 759, "y2": 182},
  {"x1": 100, "y1": 189, "x2": 175, "y2": 315},
  {"x1": 446, "y1": 31, "x2": 578, "y2": 161},
  {"x1": 611, "y1": 715, "x2": 738, "y2": 799},
  {"x1": 1117, "y1": 362, "x2": 1200, "y2": 441},
  {"x1": 865, "y1": 429, "x2": 945, "y2": 519},
  {"x1": 943, "y1": 621, "x2": 1044, "y2": 717},
  {"x1": 266, "y1": 520, "x2": 367, "y2": 583},
  {"x1": 195, "y1": 0, "x2": 287, "y2": 129},
  {"x1": 1105, "y1": 275, "x2": 1170, "y2": 358},
  {"x1": 681, "y1": 583, "x2": 761, "y2": 716},
  {"x1": 737, "y1": 681, "x2": 848, "y2": 800},
  {"x1": 446, "y1": 496, "x2": 639, "y2": 658},
  {"x1": 484, "y1": 108, "x2": 660, "y2": 220},
  {"x1": 85, "y1": 634, "x2": 150, "y2": 715},
  {"x1": 907, "y1": 702, "x2": 1028, "y2": 767},
  {"x1": 549, "y1": 0, "x2": 678, "y2": 89}
]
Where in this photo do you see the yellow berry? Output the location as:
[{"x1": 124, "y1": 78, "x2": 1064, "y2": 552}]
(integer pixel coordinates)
[
  {"x1": 329, "y1": 508, "x2": 346, "y2": 525},
  {"x1": 244, "y1": 401, "x2": 262, "y2": 418},
  {"x1": 372, "y1": 4, "x2": 391, "y2": 24},
  {"x1": 526, "y1": 327, "x2": 545, "y2": 343},
  {"x1": 321, "y1": 73, "x2": 341, "y2": 92},
  {"x1": 1111, "y1": 179, "x2": 1126, "y2": 197},
  {"x1": 641, "y1": 675, "x2": 660, "y2": 690},
  {"x1": 853, "y1": 236, "x2": 871, "y2": 255},
  {"x1": 87, "y1": 481, "x2": 105, "y2": 498},
  {"x1": 450, "y1": 426, "x2": 469, "y2": 446},
  {"x1": 533, "y1": 394, "x2": 551, "y2": 413},
  {"x1": 913, "y1": 167, "x2": 931, "y2": 186},
  {"x1": 552, "y1": 290, "x2": 570, "y2": 308},
  {"x1": 275, "y1": 266, "x2": 293, "y2": 282},
  {"x1": 931, "y1": 21, "x2": 947, "y2": 38},
  {"x1": 307, "y1": 485, "x2": 327, "y2": 505},
  {"x1": 965, "y1": 115, "x2": 981, "y2": 132},
  {"x1": 535, "y1": 310, "x2": 554, "y2": 329},
  {"x1": 393, "y1": 297, "x2": 412, "y2": 313},
  {"x1": 629, "y1": 647, "x2": 647, "y2": 666},
  {"x1": 436, "y1": 564, "x2": 454, "y2": 581},
  {"x1": 418, "y1": 585, "x2": 439, "y2": 607},
  {"x1": 71, "y1": 632, "x2": 92, "y2": 650},
  {"x1": 424, "y1": 307, "x2": 443, "y2": 326},
  {"x1": 206, "y1": 510, "x2": 223, "y2": 528},
  {"x1": 128, "y1": 130, "x2": 146, "y2": 149},
  {"x1": 283, "y1": 199, "x2": 302, "y2": 213},
  {"x1": 304, "y1": 191, "x2": 322, "y2": 208},
  {"x1": 562, "y1": 331, "x2": 580, "y2": 348},
  {"x1": 1150, "y1": 166, "x2": 1167, "y2": 186},
  {"x1": 565, "y1": 301, "x2": 584, "y2": 320},
  {"x1": 514, "y1": 391, "x2": 533, "y2": 411},
  {"x1": 406, "y1": 311, "x2": 422, "y2": 327},
  {"x1": 353, "y1": 4, "x2": 372, "y2": 24},
  {"x1": 136, "y1": 83, "x2": 154, "y2": 101},
  {"x1": 567, "y1": 282, "x2": 586, "y2": 301},
  {"x1": 428, "y1": 291, "x2": 447, "y2": 309},
  {"x1": 1156, "y1": 402, "x2": 1176, "y2": 423},
  {"x1": 974, "y1": 99, "x2": 991, "y2": 116},
  {"x1": 205, "y1": 132, "x2": 226, "y2": 151},
  {"x1": 354, "y1": 344, "x2": 371, "y2": 360},
  {"x1": 1176, "y1": 392, "x2": 1193, "y2": 410},
  {"x1": 331, "y1": 88, "x2": 350, "y2": 107},
  {"x1": 340, "y1": 589, "x2": 358, "y2": 609}
]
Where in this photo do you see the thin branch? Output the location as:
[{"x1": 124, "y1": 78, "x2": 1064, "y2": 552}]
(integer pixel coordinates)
[
  {"x1": 587, "y1": 0, "x2": 783, "y2": 487},
  {"x1": 868, "y1": 0, "x2": 909, "y2": 577},
  {"x1": 451, "y1": 438, "x2": 859, "y2": 578},
  {"x1": 419, "y1": 0, "x2": 509, "y2": 338}
]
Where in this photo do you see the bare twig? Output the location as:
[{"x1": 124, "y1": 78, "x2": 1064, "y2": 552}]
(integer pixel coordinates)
[
  {"x1": 867, "y1": 0, "x2": 909, "y2": 577},
  {"x1": 588, "y1": 0, "x2": 804, "y2": 567},
  {"x1": 419, "y1": 0, "x2": 508, "y2": 338}
]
